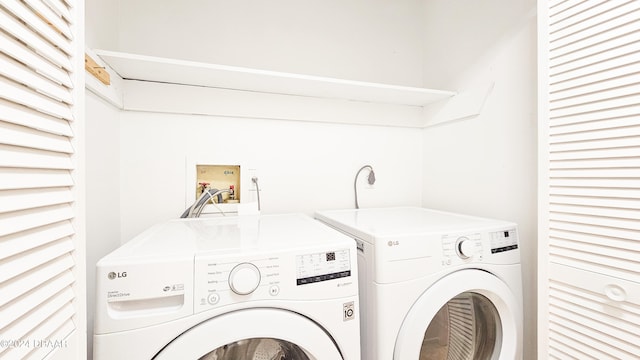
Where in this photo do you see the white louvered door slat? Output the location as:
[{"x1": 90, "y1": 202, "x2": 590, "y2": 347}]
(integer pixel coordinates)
[
  {"x1": 549, "y1": 1, "x2": 640, "y2": 42},
  {"x1": 549, "y1": 103, "x2": 640, "y2": 126},
  {"x1": 550, "y1": 94, "x2": 640, "y2": 119},
  {"x1": 0, "y1": 31, "x2": 73, "y2": 88},
  {"x1": 0, "y1": 188, "x2": 75, "y2": 213},
  {"x1": 0, "y1": 204, "x2": 74, "y2": 238},
  {"x1": 0, "y1": 0, "x2": 81, "y2": 358},
  {"x1": 42, "y1": 0, "x2": 72, "y2": 23},
  {"x1": 0, "y1": 9, "x2": 71, "y2": 71},
  {"x1": 14, "y1": 308, "x2": 75, "y2": 359},
  {"x1": 1, "y1": 0, "x2": 73, "y2": 54},
  {"x1": 0, "y1": 235, "x2": 74, "y2": 283},
  {"x1": 0, "y1": 254, "x2": 75, "y2": 308},
  {"x1": 0, "y1": 287, "x2": 75, "y2": 345},
  {"x1": 0, "y1": 99, "x2": 73, "y2": 136},
  {"x1": 549, "y1": 117, "x2": 640, "y2": 135},
  {"x1": 550, "y1": 36, "x2": 640, "y2": 78},
  {"x1": 550, "y1": 157, "x2": 640, "y2": 170},
  {"x1": 539, "y1": 0, "x2": 640, "y2": 358},
  {"x1": 0, "y1": 52, "x2": 73, "y2": 103},
  {"x1": 549, "y1": 2, "x2": 640, "y2": 50},
  {"x1": 0, "y1": 80, "x2": 73, "y2": 120},
  {"x1": 0, "y1": 120, "x2": 73, "y2": 153},
  {"x1": 23, "y1": 0, "x2": 73, "y2": 39},
  {"x1": 0, "y1": 219, "x2": 75, "y2": 260},
  {"x1": 0, "y1": 168, "x2": 74, "y2": 190},
  {"x1": 549, "y1": 186, "x2": 640, "y2": 200},
  {"x1": 0, "y1": 145, "x2": 74, "y2": 170},
  {"x1": 550, "y1": 53, "x2": 640, "y2": 94},
  {"x1": 0, "y1": 271, "x2": 75, "y2": 330}
]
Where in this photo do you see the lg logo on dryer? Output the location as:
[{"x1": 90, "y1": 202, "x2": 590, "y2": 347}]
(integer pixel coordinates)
[
  {"x1": 387, "y1": 240, "x2": 400, "y2": 247},
  {"x1": 108, "y1": 271, "x2": 127, "y2": 280}
]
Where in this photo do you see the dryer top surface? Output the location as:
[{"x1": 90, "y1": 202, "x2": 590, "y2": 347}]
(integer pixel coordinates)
[{"x1": 315, "y1": 207, "x2": 516, "y2": 241}]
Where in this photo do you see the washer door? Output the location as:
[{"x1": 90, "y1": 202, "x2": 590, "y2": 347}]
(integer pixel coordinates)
[
  {"x1": 154, "y1": 308, "x2": 343, "y2": 359},
  {"x1": 394, "y1": 270, "x2": 521, "y2": 360}
]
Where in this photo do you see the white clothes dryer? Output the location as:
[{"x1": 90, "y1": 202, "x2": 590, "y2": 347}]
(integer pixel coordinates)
[
  {"x1": 315, "y1": 207, "x2": 523, "y2": 360},
  {"x1": 93, "y1": 214, "x2": 360, "y2": 360}
]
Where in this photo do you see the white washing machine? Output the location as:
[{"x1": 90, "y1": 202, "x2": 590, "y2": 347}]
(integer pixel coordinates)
[
  {"x1": 93, "y1": 214, "x2": 360, "y2": 359},
  {"x1": 315, "y1": 207, "x2": 523, "y2": 360}
]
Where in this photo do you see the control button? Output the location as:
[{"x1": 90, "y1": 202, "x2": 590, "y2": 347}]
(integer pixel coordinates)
[
  {"x1": 456, "y1": 236, "x2": 478, "y2": 259},
  {"x1": 269, "y1": 285, "x2": 280, "y2": 296},
  {"x1": 207, "y1": 292, "x2": 220, "y2": 305},
  {"x1": 229, "y1": 263, "x2": 261, "y2": 295}
]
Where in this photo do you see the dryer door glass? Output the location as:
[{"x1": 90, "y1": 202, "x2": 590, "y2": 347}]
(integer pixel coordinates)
[
  {"x1": 199, "y1": 337, "x2": 311, "y2": 360},
  {"x1": 419, "y1": 292, "x2": 500, "y2": 360}
]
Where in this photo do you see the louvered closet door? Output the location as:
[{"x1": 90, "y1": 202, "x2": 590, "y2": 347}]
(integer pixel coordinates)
[
  {"x1": 540, "y1": 0, "x2": 640, "y2": 359},
  {"x1": 0, "y1": 0, "x2": 81, "y2": 359}
]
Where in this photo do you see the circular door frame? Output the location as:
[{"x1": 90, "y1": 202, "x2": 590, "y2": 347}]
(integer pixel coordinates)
[
  {"x1": 394, "y1": 269, "x2": 521, "y2": 360},
  {"x1": 154, "y1": 308, "x2": 343, "y2": 359}
]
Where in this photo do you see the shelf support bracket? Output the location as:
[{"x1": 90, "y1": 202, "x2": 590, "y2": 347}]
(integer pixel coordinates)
[{"x1": 85, "y1": 53, "x2": 111, "y2": 85}]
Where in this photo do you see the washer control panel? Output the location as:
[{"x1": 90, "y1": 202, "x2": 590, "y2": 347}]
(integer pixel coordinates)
[
  {"x1": 194, "y1": 255, "x2": 282, "y2": 313},
  {"x1": 194, "y1": 248, "x2": 353, "y2": 313}
]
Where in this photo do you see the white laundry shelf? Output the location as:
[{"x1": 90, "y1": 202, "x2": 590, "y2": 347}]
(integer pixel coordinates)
[{"x1": 94, "y1": 50, "x2": 455, "y2": 107}]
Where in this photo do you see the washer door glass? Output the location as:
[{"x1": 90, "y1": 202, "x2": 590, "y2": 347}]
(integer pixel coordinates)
[
  {"x1": 420, "y1": 292, "x2": 499, "y2": 360},
  {"x1": 200, "y1": 338, "x2": 310, "y2": 360},
  {"x1": 153, "y1": 308, "x2": 343, "y2": 360}
]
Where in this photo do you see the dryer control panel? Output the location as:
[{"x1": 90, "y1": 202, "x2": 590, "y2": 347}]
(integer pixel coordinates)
[
  {"x1": 442, "y1": 233, "x2": 484, "y2": 264},
  {"x1": 441, "y1": 227, "x2": 519, "y2": 266},
  {"x1": 490, "y1": 229, "x2": 519, "y2": 253}
]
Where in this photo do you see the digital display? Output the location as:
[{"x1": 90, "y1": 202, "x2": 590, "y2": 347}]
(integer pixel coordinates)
[
  {"x1": 296, "y1": 249, "x2": 350, "y2": 286},
  {"x1": 491, "y1": 229, "x2": 518, "y2": 254},
  {"x1": 297, "y1": 271, "x2": 351, "y2": 286}
]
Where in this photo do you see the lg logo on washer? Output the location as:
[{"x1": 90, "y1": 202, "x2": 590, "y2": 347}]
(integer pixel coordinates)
[
  {"x1": 108, "y1": 271, "x2": 127, "y2": 280},
  {"x1": 387, "y1": 240, "x2": 400, "y2": 247}
]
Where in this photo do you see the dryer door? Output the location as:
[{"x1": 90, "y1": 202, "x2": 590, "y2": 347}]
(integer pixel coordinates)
[
  {"x1": 394, "y1": 270, "x2": 522, "y2": 360},
  {"x1": 154, "y1": 308, "x2": 344, "y2": 359}
]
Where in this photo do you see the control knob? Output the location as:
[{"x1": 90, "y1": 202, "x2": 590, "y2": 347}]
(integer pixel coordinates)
[
  {"x1": 455, "y1": 236, "x2": 478, "y2": 259},
  {"x1": 229, "y1": 263, "x2": 261, "y2": 295}
]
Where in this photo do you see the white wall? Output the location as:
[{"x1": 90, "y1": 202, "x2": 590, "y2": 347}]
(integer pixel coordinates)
[
  {"x1": 84, "y1": 91, "x2": 121, "y2": 358},
  {"x1": 84, "y1": 1, "x2": 539, "y2": 359},
  {"x1": 119, "y1": 109, "x2": 423, "y2": 241},
  {"x1": 421, "y1": 1, "x2": 537, "y2": 359},
  {"x1": 84, "y1": 0, "x2": 118, "y2": 51},
  {"x1": 116, "y1": 0, "x2": 425, "y2": 87},
  {"x1": 421, "y1": 0, "x2": 536, "y2": 90}
]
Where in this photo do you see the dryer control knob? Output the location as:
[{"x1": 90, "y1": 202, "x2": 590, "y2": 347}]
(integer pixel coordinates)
[
  {"x1": 229, "y1": 263, "x2": 261, "y2": 295},
  {"x1": 456, "y1": 237, "x2": 477, "y2": 259}
]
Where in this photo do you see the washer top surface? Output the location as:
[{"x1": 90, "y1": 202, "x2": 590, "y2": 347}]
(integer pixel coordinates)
[
  {"x1": 316, "y1": 207, "x2": 515, "y2": 240},
  {"x1": 101, "y1": 213, "x2": 351, "y2": 261}
]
